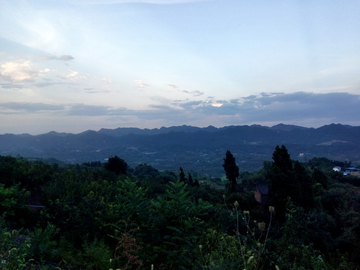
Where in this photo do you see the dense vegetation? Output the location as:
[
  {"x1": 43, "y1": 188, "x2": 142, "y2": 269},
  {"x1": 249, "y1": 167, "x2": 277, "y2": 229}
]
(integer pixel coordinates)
[{"x1": 0, "y1": 146, "x2": 360, "y2": 269}]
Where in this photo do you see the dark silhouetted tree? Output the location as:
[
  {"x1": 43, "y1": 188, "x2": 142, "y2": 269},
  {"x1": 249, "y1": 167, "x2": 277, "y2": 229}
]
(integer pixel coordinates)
[
  {"x1": 269, "y1": 145, "x2": 302, "y2": 222},
  {"x1": 294, "y1": 160, "x2": 314, "y2": 210},
  {"x1": 311, "y1": 168, "x2": 328, "y2": 190},
  {"x1": 223, "y1": 150, "x2": 239, "y2": 194},
  {"x1": 193, "y1": 179, "x2": 200, "y2": 188},
  {"x1": 188, "y1": 173, "x2": 194, "y2": 186},
  {"x1": 105, "y1": 156, "x2": 128, "y2": 175},
  {"x1": 179, "y1": 167, "x2": 187, "y2": 184}
]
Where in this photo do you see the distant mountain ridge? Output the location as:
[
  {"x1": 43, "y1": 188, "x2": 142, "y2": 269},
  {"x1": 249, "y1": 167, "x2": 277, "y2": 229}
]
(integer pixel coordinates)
[
  {"x1": 97, "y1": 125, "x2": 220, "y2": 137},
  {"x1": 1, "y1": 123, "x2": 359, "y2": 176}
]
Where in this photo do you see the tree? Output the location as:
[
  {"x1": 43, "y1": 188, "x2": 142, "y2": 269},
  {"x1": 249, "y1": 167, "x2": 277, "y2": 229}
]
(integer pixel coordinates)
[
  {"x1": 179, "y1": 167, "x2": 187, "y2": 184},
  {"x1": 223, "y1": 150, "x2": 239, "y2": 194},
  {"x1": 105, "y1": 156, "x2": 128, "y2": 175},
  {"x1": 193, "y1": 179, "x2": 200, "y2": 188},
  {"x1": 188, "y1": 173, "x2": 194, "y2": 186},
  {"x1": 272, "y1": 145, "x2": 292, "y2": 172},
  {"x1": 149, "y1": 181, "x2": 213, "y2": 269},
  {"x1": 269, "y1": 145, "x2": 302, "y2": 222},
  {"x1": 294, "y1": 161, "x2": 314, "y2": 210},
  {"x1": 311, "y1": 168, "x2": 328, "y2": 190}
]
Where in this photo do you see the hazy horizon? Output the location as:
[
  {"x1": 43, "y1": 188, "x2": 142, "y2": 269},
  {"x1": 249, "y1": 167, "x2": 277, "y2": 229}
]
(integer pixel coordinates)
[{"x1": 1, "y1": 0, "x2": 360, "y2": 134}]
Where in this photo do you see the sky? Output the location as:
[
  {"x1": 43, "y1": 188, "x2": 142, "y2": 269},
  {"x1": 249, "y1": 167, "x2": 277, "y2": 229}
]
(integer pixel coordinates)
[{"x1": 0, "y1": 0, "x2": 360, "y2": 134}]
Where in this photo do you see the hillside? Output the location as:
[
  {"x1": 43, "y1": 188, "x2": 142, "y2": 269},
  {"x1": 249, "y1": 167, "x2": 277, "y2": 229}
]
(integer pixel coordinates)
[{"x1": 1, "y1": 123, "x2": 359, "y2": 176}]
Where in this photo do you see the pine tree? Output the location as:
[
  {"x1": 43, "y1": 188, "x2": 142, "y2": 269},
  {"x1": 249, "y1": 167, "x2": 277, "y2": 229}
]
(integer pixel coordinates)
[
  {"x1": 179, "y1": 167, "x2": 187, "y2": 184},
  {"x1": 193, "y1": 179, "x2": 200, "y2": 188},
  {"x1": 223, "y1": 150, "x2": 239, "y2": 194},
  {"x1": 269, "y1": 145, "x2": 302, "y2": 222},
  {"x1": 294, "y1": 160, "x2": 314, "y2": 210},
  {"x1": 188, "y1": 173, "x2": 194, "y2": 186}
]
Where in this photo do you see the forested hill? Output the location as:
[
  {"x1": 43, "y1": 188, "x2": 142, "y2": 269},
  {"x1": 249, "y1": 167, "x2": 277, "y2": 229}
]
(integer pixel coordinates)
[{"x1": 1, "y1": 123, "x2": 360, "y2": 175}]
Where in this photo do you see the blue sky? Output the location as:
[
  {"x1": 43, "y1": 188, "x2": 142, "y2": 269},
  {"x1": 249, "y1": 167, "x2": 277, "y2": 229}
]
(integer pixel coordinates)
[{"x1": 1, "y1": 0, "x2": 360, "y2": 134}]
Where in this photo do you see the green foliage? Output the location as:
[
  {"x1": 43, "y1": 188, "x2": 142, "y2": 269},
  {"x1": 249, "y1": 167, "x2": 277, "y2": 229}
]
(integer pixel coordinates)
[
  {"x1": 28, "y1": 223, "x2": 59, "y2": 264},
  {"x1": 312, "y1": 168, "x2": 328, "y2": 189},
  {"x1": 0, "y1": 153, "x2": 359, "y2": 269},
  {"x1": 134, "y1": 163, "x2": 159, "y2": 179},
  {"x1": 200, "y1": 197, "x2": 274, "y2": 270},
  {"x1": 269, "y1": 200, "x2": 329, "y2": 270},
  {"x1": 0, "y1": 228, "x2": 31, "y2": 270},
  {"x1": 199, "y1": 231, "x2": 243, "y2": 270},
  {"x1": 59, "y1": 236, "x2": 112, "y2": 270},
  {"x1": 147, "y1": 181, "x2": 213, "y2": 269},
  {"x1": 0, "y1": 183, "x2": 30, "y2": 227}
]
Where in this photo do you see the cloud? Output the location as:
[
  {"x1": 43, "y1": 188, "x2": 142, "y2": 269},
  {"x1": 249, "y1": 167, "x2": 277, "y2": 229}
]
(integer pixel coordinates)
[
  {"x1": 134, "y1": 79, "x2": 150, "y2": 88},
  {"x1": 66, "y1": 104, "x2": 113, "y2": 116},
  {"x1": 59, "y1": 70, "x2": 84, "y2": 80},
  {"x1": 194, "y1": 92, "x2": 360, "y2": 124},
  {"x1": 57, "y1": 55, "x2": 74, "y2": 61},
  {"x1": 1, "y1": 92, "x2": 359, "y2": 130},
  {"x1": 84, "y1": 88, "x2": 112, "y2": 93},
  {"x1": 166, "y1": 84, "x2": 178, "y2": 89},
  {"x1": 34, "y1": 55, "x2": 74, "y2": 62},
  {"x1": 34, "y1": 81, "x2": 61, "y2": 88},
  {"x1": 0, "y1": 102, "x2": 124, "y2": 116},
  {"x1": 34, "y1": 56, "x2": 57, "y2": 61},
  {"x1": 0, "y1": 83, "x2": 24, "y2": 89},
  {"x1": 181, "y1": 90, "x2": 204, "y2": 97},
  {"x1": 0, "y1": 61, "x2": 39, "y2": 82},
  {"x1": 166, "y1": 83, "x2": 203, "y2": 96},
  {"x1": 66, "y1": 71, "x2": 78, "y2": 78},
  {"x1": 0, "y1": 102, "x2": 64, "y2": 114}
]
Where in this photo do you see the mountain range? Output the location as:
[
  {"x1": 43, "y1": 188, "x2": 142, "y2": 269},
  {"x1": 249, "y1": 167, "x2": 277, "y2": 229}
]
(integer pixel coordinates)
[{"x1": 1, "y1": 123, "x2": 359, "y2": 176}]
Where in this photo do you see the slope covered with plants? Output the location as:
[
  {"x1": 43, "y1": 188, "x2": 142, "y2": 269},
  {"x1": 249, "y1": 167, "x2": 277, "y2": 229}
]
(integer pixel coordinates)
[{"x1": 0, "y1": 147, "x2": 359, "y2": 269}]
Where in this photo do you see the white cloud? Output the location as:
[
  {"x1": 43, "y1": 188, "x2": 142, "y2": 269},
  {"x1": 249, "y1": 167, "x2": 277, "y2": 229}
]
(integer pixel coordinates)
[
  {"x1": 135, "y1": 79, "x2": 150, "y2": 88},
  {"x1": 101, "y1": 78, "x2": 113, "y2": 83},
  {"x1": 59, "y1": 70, "x2": 86, "y2": 81},
  {"x1": 211, "y1": 102, "x2": 223, "y2": 107},
  {"x1": 0, "y1": 61, "x2": 39, "y2": 82},
  {"x1": 66, "y1": 71, "x2": 78, "y2": 78}
]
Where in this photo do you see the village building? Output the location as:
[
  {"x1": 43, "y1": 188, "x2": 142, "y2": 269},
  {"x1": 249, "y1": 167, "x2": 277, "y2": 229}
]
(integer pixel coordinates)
[
  {"x1": 344, "y1": 167, "x2": 360, "y2": 177},
  {"x1": 254, "y1": 184, "x2": 269, "y2": 207}
]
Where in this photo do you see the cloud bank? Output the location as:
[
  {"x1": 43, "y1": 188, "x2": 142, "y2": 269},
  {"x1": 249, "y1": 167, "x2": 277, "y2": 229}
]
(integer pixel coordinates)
[{"x1": 1, "y1": 92, "x2": 359, "y2": 133}]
